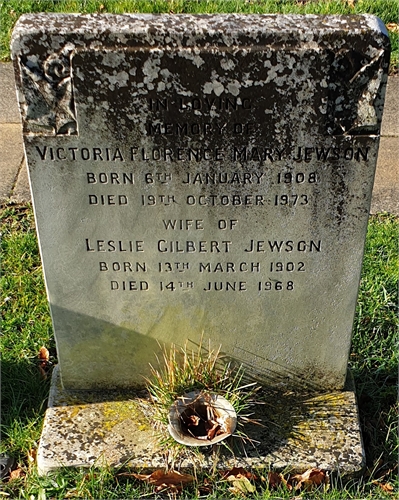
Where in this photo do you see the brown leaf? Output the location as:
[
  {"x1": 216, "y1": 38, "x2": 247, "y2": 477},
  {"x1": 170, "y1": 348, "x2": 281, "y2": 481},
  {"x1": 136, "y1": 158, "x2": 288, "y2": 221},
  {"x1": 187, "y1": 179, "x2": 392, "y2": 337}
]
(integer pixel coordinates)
[
  {"x1": 222, "y1": 467, "x2": 258, "y2": 481},
  {"x1": 205, "y1": 419, "x2": 221, "y2": 440},
  {"x1": 38, "y1": 347, "x2": 50, "y2": 379},
  {"x1": 186, "y1": 415, "x2": 200, "y2": 427},
  {"x1": 223, "y1": 468, "x2": 257, "y2": 497},
  {"x1": 132, "y1": 469, "x2": 195, "y2": 492},
  {"x1": 8, "y1": 468, "x2": 24, "y2": 481},
  {"x1": 267, "y1": 471, "x2": 290, "y2": 490},
  {"x1": 38, "y1": 346, "x2": 49, "y2": 361},
  {"x1": 197, "y1": 477, "x2": 213, "y2": 495},
  {"x1": 290, "y1": 468, "x2": 329, "y2": 491},
  {"x1": 373, "y1": 481, "x2": 394, "y2": 493}
]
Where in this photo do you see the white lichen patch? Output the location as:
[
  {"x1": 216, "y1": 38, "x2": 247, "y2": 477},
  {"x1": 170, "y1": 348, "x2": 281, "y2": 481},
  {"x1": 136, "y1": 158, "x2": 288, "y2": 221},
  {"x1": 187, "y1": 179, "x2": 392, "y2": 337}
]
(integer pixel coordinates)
[
  {"x1": 220, "y1": 58, "x2": 235, "y2": 71},
  {"x1": 101, "y1": 51, "x2": 127, "y2": 68},
  {"x1": 142, "y1": 51, "x2": 164, "y2": 89},
  {"x1": 106, "y1": 70, "x2": 129, "y2": 89},
  {"x1": 177, "y1": 49, "x2": 205, "y2": 68},
  {"x1": 203, "y1": 80, "x2": 224, "y2": 96},
  {"x1": 226, "y1": 81, "x2": 241, "y2": 96}
]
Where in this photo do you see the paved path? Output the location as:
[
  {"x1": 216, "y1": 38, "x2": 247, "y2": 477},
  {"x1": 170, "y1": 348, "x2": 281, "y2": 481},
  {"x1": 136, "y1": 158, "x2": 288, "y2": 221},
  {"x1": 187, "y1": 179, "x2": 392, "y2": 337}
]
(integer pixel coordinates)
[{"x1": 0, "y1": 62, "x2": 397, "y2": 213}]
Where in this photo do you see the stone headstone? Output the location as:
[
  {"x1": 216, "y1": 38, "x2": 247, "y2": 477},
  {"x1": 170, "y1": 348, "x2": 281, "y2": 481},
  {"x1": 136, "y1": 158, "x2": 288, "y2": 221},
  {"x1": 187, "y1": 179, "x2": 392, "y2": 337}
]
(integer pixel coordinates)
[{"x1": 12, "y1": 14, "x2": 389, "y2": 394}]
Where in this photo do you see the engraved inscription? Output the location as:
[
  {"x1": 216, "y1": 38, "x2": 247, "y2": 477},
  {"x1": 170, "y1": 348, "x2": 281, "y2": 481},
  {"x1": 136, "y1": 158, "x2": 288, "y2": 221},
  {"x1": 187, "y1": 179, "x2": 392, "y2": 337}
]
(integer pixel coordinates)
[{"x1": 33, "y1": 144, "x2": 370, "y2": 163}]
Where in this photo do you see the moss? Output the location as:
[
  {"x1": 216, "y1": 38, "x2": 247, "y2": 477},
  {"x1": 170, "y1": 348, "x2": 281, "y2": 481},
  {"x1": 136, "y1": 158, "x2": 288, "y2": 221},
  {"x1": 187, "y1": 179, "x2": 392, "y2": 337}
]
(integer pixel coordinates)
[{"x1": 101, "y1": 400, "x2": 150, "y2": 432}]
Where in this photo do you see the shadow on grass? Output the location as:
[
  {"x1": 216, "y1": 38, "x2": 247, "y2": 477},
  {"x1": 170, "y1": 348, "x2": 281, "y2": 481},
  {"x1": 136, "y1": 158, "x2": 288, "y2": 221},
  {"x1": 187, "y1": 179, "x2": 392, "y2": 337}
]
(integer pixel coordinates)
[
  {"x1": 352, "y1": 364, "x2": 398, "y2": 468},
  {"x1": 1, "y1": 356, "x2": 51, "y2": 459}
]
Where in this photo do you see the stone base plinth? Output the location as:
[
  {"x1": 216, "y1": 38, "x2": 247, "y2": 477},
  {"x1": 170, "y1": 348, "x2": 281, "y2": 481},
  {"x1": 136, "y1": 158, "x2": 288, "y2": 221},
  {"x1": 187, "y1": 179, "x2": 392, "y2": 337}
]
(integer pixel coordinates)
[{"x1": 37, "y1": 366, "x2": 365, "y2": 476}]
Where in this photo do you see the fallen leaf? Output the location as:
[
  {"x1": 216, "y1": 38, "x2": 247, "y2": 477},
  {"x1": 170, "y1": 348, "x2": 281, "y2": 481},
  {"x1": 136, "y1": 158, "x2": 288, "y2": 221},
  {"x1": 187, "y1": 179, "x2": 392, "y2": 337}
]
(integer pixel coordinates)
[
  {"x1": 222, "y1": 467, "x2": 258, "y2": 481},
  {"x1": 186, "y1": 415, "x2": 200, "y2": 427},
  {"x1": 132, "y1": 469, "x2": 195, "y2": 493},
  {"x1": 223, "y1": 468, "x2": 257, "y2": 497},
  {"x1": 8, "y1": 468, "x2": 24, "y2": 481},
  {"x1": 386, "y1": 23, "x2": 399, "y2": 33},
  {"x1": 38, "y1": 346, "x2": 49, "y2": 361},
  {"x1": 228, "y1": 476, "x2": 256, "y2": 496},
  {"x1": 205, "y1": 419, "x2": 221, "y2": 440},
  {"x1": 373, "y1": 481, "x2": 394, "y2": 493},
  {"x1": 267, "y1": 471, "x2": 290, "y2": 490},
  {"x1": 290, "y1": 468, "x2": 329, "y2": 491},
  {"x1": 38, "y1": 347, "x2": 50, "y2": 379},
  {"x1": 197, "y1": 477, "x2": 213, "y2": 495}
]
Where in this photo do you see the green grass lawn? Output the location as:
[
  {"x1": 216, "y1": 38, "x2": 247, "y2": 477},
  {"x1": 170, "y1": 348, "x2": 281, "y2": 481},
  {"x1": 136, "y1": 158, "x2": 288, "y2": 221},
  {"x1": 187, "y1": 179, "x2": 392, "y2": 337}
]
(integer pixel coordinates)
[
  {"x1": 1, "y1": 204, "x2": 398, "y2": 498},
  {"x1": 0, "y1": 0, "x2": 398, "y2": 71}
]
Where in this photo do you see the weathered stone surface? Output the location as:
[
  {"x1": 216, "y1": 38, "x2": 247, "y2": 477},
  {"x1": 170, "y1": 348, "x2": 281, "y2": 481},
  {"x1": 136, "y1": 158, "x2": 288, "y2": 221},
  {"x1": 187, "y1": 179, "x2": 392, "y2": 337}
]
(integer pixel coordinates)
[
  {"x1": 0, "y1": 62, "x2": 21, "y2": 124},
  {"x1": 12, "y1": 14, "x2": 390, "y2": 392},
  {"x1": 37, "y1": 366, "x2": 364, "y2": 475},
  {"x1": 371, "y1": 137, "x2": 399, "y2": 214},
  {"x1": 380, "y1": 76, "x2": 398, "y2": 137},
  {"x1": 0, "y1": 123, "x2": 24, "y2": 202},
  {"x1": 10, "y1": 158, "x2": 31, "y2": 204}
]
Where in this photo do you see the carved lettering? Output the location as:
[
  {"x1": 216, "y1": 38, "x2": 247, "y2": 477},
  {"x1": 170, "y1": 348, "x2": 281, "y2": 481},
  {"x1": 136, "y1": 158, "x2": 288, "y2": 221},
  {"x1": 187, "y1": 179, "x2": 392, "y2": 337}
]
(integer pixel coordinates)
[
  {"x1": 157, "y1": 240, "x2": 232, "y2": 253},
  {"x1": 199, "y1": 262, "x2": 260, "y2": 273},
  {"x1": 203, "y1": 281, "x2": 247, "y2": 291},
  {"x1": 110, "y1": 280, "x2": 149, "y2": 291},
  {"x1": 35, "y1": 146, "x2": 125, "y2": 161},
  {"x1": 162, "y1": 219, "x2": 204, "y2": 230},
  {"x1": 182, "y1": 172, "x2": 264, "y2": 185},
  {"x1": 89, "y1": 195, "x2": 128, "y2": 206},
  {"x1": 99, "y1": 262, "x2": 147, "y2": 272},
  {"x1": 233, "y1": 147, "x2": 285, "y2": 162},
  {"x1": 85, "y1": 239, "x2": 144, "y2": 252},
  {"x1": 87, "y1": 172, "x2": 134, "y2": 184},
  {"x1": 244, "y1": 240, "x2": 322, "y2": 252},
  {"x1": 131, "y1": 147, "x2": 224, "y2": 162},
  {"x1": 186, "y1": 195, "x2": 264, "y2": 206}
]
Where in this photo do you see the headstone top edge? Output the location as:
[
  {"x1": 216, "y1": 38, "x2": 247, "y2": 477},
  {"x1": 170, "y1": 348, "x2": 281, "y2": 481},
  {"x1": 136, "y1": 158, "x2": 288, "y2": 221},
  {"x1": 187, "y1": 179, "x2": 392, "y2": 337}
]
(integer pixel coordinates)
[
  {"x1": 11, "y1": 12, "x2": 387, "y2": 29},
  {"x1": 11, "y1": 13, "x2": 389, "y2": 59}
]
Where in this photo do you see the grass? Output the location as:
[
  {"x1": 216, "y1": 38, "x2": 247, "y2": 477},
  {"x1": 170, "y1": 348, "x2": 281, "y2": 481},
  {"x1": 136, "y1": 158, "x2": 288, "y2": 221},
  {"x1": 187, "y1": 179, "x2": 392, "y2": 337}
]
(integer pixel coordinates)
[
  {"x1": 1, "y1": 204, "x2": 398, "y2": 498},
  {"x1": 0, "y1": 0, "x2": 398, "y2": 71}
]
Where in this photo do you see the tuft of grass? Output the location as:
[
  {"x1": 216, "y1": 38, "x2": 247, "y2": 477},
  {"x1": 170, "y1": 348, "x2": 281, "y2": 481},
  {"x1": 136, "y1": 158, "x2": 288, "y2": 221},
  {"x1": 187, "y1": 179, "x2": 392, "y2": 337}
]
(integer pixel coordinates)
[{"x1": 146, "y1": 338, "x2": 259, "y2": 432}]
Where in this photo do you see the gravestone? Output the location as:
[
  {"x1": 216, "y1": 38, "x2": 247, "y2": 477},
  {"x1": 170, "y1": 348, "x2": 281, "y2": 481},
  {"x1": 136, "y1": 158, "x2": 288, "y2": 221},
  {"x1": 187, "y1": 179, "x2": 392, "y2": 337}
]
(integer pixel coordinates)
[{"x1": 12, "y1": 14, "x2": 389, "y2": 473}]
